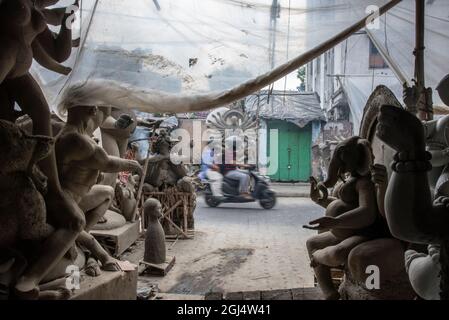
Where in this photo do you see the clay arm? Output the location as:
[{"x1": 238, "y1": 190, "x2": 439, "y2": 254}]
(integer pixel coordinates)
[
  {"x1": 331, "y1": 179, "x2": 377, "y2": 229},
  {"x1": 309, "y1": 176, "x2": 336, "y2": 208},
  {"x1": 427, "y1": 148, "x2": 449, "y2": 167},
  {"x1": 56, "y1": 132, "x2": 140, "y2": 175},
  {"x1": 32, "y1": 40, "x2": 72, "y2": 75},
  {"x1": 377, "y1": 105, "x2": 449, "y2": 244},
  {"x1": 36, "y1": 6, "x2": 78, "y2": 63},
  {"x1": 35, "y1": 0, "x2": 61, "y2": 8},
  {"x1": 41, "y1": 8, "x2": 66, "y2": 26},
  {"x1": 85, "y1": 146, "x2": 143, "y2": 175},
  {"x1": 385, "y1": 170, "x2": 449, "y2": 243}
]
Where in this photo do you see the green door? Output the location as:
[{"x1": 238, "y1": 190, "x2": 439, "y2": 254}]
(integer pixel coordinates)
[{"x1": 267, "y1": 120, "x2": 311, "y2": 182}]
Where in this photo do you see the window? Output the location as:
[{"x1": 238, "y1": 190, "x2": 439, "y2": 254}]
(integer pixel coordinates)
[{"x1": 369, "y1": 40, "x2": 388, "y2": 69}]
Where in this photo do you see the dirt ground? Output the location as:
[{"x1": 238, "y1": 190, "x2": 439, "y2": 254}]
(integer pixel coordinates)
[{"x1": 122, "y1": 197, "x2": 323, "y2": 297}]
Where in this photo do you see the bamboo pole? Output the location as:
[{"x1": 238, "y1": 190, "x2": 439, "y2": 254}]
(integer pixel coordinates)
[
  {"x1": 414, "y1": 0, "x2": 433, "y2": 120},
  {"x1": 212, "y1": 0, "x2": 402, "y2": 104},
  {"x1": 414, "y1": 0, "x2": 425, "y2": 93},
  {"x1": 132, "y1": 125, "x2": 158, "y2": 222}
]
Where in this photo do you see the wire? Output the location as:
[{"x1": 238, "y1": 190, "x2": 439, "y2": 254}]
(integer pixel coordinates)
[{"x1": 283, "y1": 0, "x2": 291, "y2": 104}]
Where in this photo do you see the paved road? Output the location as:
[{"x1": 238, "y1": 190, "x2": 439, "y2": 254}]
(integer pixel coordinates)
[{"x1": 151, "y1": 196, "x2": 325, "y2": 295}]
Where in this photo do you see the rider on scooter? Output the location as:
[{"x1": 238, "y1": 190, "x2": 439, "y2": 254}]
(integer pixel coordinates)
[{"x1": 221, "y1": 138, "x2": 253, "y2": 199}]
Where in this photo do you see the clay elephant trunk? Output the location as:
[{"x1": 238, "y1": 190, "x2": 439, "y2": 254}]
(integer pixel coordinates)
[
  {"x1": 322, "y1": 153, "x2": 344, "y2": 189},
  {"x1": 318, "y1": 136, "x2": 373, "y2": 200}
]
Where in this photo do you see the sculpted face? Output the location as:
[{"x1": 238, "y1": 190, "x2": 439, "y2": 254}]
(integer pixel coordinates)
[
  {"x1": 82, "y1": 106, "x2": 102, "y2": 135},
  {"x1": 144, "y1": 199, "x2": 162, "y2": 219}
]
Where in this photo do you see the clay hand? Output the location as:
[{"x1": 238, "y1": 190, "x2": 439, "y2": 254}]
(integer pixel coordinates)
[
  {"x1": 403, "y1": 84, "x2": 418, "y2": 109},
  {"x1": 442, "y1": 148, "x2": 449, "y2": 157},
  {"x1": 316, "y1": 181, "x2": 328, "y2": 201},
  {"x1": 72, "y1": 38, "x2": 81, "y2": 48},
  {"x1": 376, "y1": 105, "x2": 426, "y2": 152},
  {"x1": 370, "y1": 164, "x2": 388, "y2": 188},
  {"x1": 60, "y1": 66, "x2": 72, "y2": 75},
  {"x1": 303, "y1": 216, "x2": 338, "y2": 230},
  {"x1": 309, "y1": 176, "x2": 321, "y2": 203},
  {"x1": 433, "y1": 196, "x2": 449, "y2": 209},
  {"x1": 128, "y1": 160, "x2": 143, "y2": 176},
  {"x1": 310, "y1": 177, "x2": 328, "y2": 202}
]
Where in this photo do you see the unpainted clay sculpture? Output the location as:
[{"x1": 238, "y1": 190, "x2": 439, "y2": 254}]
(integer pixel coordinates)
[
  {"x1": 0, "y1": 120, "x2": 82, "y2": 299},
  {"x1": 56, "y1": 105, "x2": 143, "y2": 272},
  {"x1": 0, "y1": 1, "x2": 86, "y2": 288},
  {"x1": 145, "y1": 129, "x2": 187, "y2": 188},
  {"x1": 376, "y1": 76, "x2": 449, "y2": 300},
  {"x1": 305, "y1": 136, "x2": 390, "y2": 300},
  {"x1": 115, "y1": 175, "x2": 138, "y2": 222},
  {"x1": 143, "y1": 199, "x2": 166, "y2": 265},
  {"x1": 99, "y1": 107, "x2": 137, "y2": 189}
]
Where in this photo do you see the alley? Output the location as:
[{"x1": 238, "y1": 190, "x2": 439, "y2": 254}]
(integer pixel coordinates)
[{"x1": 128, "y1": 197, "x2": 324, "y2": 297}]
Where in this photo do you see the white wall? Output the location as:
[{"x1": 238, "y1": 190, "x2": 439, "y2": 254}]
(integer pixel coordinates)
[{"x1": 306, "y1": 32, "x2": 402, "y2": 132}]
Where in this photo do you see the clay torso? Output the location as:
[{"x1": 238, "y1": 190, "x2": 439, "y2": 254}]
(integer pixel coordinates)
[
  {"x1": 144, "y1": 218, "x2": 166, "y2": 264},
  {"x1": 326, "y1": 177, "x2": 359, "y2": 239},
  {"x1": 1, "y1": 2, "x2": 47, "y2": 79},
  {"x1": 58, "y1": 133, "x2": 102, "y2": 202}
]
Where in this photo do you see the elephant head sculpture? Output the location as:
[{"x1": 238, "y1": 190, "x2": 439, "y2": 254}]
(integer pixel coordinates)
[{"x1": 318, "y1": 136, "x2": 373, "y2": 200}]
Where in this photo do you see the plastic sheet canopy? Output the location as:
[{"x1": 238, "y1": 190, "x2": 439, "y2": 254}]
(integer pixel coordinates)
[
  {"x1": 32, "y1": 0, "x2": 400, "y2": 116},
  {"x1": 368, "y1": 0, "x2": 449, "y2": 108}
]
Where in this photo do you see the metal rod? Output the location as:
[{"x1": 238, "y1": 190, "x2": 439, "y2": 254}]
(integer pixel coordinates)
[{"x1": 366, "y1": 29, "x2": 409, "y2": 86}]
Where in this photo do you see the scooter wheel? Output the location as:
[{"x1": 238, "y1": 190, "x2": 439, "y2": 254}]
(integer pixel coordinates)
[
  {"x1": 259, "y1": 191, "x2": 276, "y2": 209},
  {"x1": 205, "y1": 195, "x2": 220, "y2": 208}
]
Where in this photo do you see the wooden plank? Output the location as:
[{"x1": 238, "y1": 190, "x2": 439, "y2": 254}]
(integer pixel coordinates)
[
  {"x1": 71, "y1": 270, "x2": 137, "y2": 300},
  {"x1": 91, "y1": 221, "x2": 141, "y2": 256},
  {"x1": 302, "y1": 287, "x2": 324, "y2": 300},
  {"x1": 205, "y1": 292, "x2": 224, "y2": 300},
  {"x1": 242, "y1": 291, "x2": 261, "y2": 300},
  {"x1": 225, "y1": 292, "x2": 244, "y2": 300},
  {"x1": 139, "y1": 256, "x2": 176, "y2": 276},
  {"x1": 261, "y1": 289, "x2": 292, "y2": 300}
]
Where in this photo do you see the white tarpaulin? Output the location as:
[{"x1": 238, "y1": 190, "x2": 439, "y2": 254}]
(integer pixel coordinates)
[
  {"x1": 365, "y1": 0, "x2": 449, "y2": 108},
  {"x1": 31, "y1": 0, "x2": 402, "y2": 117}
]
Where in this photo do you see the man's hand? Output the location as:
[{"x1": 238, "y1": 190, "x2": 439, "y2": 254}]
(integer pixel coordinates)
[
  {"x1": 210, "y1": 164, "x2": 220, "y2": 171},
  {"x1": 303, "y1": 216, "x2": 338, "y2": 230}
]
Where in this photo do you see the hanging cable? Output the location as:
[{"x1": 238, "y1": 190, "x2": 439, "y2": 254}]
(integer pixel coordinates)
[{"x1": 283, "y1": 0, "x2": 291, "y2": 104}]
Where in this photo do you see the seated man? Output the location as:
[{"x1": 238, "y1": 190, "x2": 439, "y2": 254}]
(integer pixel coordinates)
[
  {"x1": 221, "y1": 147, "x2": 251, "y2": 199},
  {"x1": 56, "y1": 105, "x2": 143, "y2": 272},
  {"x1": 201, "y1": 142, "x2": 224, "y2": 197}
]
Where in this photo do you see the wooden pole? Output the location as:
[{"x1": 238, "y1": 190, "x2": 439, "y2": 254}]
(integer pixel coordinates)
[
  {"x1": 190, "y1": 0, "x2": 402, "y2": 110},
  {"x1": 414, "y1": 0, "x2": 425, "y2": 93},
  {"x1": 414, "y1": 0, "x2": 433, "y2": 120},
  {"x1": 132, "y1": 125, "x2": 158, "y2": 222}
]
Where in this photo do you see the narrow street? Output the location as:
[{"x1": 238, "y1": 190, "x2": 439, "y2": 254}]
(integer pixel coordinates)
[{"x1": 125, "y1": 197, "x2": 324, "y2": 297}]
